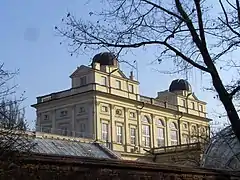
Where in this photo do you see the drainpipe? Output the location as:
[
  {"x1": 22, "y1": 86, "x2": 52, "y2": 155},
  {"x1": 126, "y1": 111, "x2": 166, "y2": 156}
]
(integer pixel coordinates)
[
  {"x1": 108, "y1": 67, "x2": 118, "y2": 94},
  {"x1": 186, "y1": 92, "x2": 192, "y2": 113}
]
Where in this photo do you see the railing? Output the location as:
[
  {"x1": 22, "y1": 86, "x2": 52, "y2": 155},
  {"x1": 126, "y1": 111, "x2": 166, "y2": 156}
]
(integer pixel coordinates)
[
  {"x1": 37, "y1": 84, "x2": 96, "y2": 103},
  {"x1": 35, "y1": 126, "x2": 95, "y2": 139},
  {"x1": 140, "y1": 96, "x2": 178, "y2": 111},
  {"x1": 152, "y1": 142, "x2": 201, "y2": 154}
]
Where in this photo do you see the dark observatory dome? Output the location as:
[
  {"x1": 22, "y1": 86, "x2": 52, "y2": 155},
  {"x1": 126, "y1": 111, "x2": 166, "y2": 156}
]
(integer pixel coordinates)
[
  {"x1": 169, "y1": 79, "x2": 192, "y2": 92},
  {"x1": 92, "y1": 52, "x2": 118, "y2": 66}
]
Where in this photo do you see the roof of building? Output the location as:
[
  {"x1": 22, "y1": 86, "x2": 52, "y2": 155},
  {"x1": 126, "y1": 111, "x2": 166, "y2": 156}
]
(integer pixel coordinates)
[
  {"x1": 92, "y1": 52, "x2": 118, "y2": 66},
  {"x1": 169, "y1": 79, "x2": 192, "y2": 92},
  {"x1": 202, "y1": 126, "x2": 240, "y2": 170},
  {"x1": 28, "y1": 135, "x2": 121, "y2": 159}
]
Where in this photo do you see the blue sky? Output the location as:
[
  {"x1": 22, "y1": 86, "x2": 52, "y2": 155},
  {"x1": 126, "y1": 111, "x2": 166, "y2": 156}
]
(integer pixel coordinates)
[{"x1": 0, "y1": 1, "x2": 225, "y2": 129}]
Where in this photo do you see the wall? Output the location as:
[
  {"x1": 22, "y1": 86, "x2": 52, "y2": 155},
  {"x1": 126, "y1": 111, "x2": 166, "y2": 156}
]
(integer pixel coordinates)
[
  {"x1": 95, "y1": 93, "x2": 209, "y2": 157},
  {"x1": 1, "y1": 154, "x2": 239, "y2": 180}
]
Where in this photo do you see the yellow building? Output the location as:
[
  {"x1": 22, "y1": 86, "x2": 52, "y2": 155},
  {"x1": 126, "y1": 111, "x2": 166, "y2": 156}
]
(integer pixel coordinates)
[{"x1": 32, "y1": 52, "x2": 210, "y2": 161}]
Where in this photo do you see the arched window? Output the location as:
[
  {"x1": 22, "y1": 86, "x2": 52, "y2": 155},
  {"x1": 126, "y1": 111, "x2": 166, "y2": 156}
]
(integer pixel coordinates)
[
  {"x1": 142, "y1": 116, "x2": 150, "y2": 147},
  {"x1": 170, "y1": 122, "x2": 178, "y2": 145},
  {"x1": 191, "y1": 125, "x2": 197, "y2": 135},
  {"x1": 191, "y1": 125, "x2": 198, "y2": 143},
  {"x1": 156, "y1": 119, "x2": 165, "y2": 147},
  {"x1": 182, "y1": 134, "x2": 190, "y2": 144}
]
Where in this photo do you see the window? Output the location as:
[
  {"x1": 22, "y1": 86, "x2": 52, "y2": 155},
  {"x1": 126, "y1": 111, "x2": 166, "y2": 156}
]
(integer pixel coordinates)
[
  {"x1": 130, "y1": 128, "x2": 136, "y2": 145},
  {"x1": 156, "y1": 119, "x2": 165, "y2": 147},
  {"x1": 200, "y1": 127, "x2": 206, "y2": 136},
  {"x1": 157, "y1": 128, "x2": 165, "y2": 147},
  {"x1": 79, "y1": 107, "x2": 85, "y2": 114},
  {"x1": 156, "y1": 119, "x2": 164, "y2": 126},
  {"x1": 182, "y1": 99, "x2": 186, "y2": 107},
  {"x1": 191, "y1": 125, "x2": 197, "y2": 135},
  {"x1": 116, "y1": 125, "x2": 123, "y2": 144},
  {"x1": 61, "y1": 127, "x2": 68, "y2": 136},
  {"x1": 101, "y1": 105, "x2": 108, "y2": 112},
  {"x1": 101, "y1": 76, "x2": 107, "y2": 86},
  {"x1": 80, "y1": 76, "x2": 87, "y2": 86},
  {"x1": 170, "y1": 122, "x2": 178, "y2": 146},
  {"x1": 43, "y1": 114, "x2": 49, "y2": 120},
  {"x1": 129, "y1": 84, "x2": 134, "y2": 93},
  {"x1": 116, "y1": 80, "x2": 121, "y2": 89},
  {"x1": 60, "y1": 110, "x2": 68, "y2": 117},
  {"x1": 116, "y1": 109, "x2": 122, "y2": 116},
  {"x1": 191, "y1": 102, "x2": 195, "y2": 109},
  {"x1": 182, "y1": 134, "x2": 189, "y2": 144},
  {"x1": 129, "y1": 112, "x2": 136, "y2": 118},
  {"x1": 199, "y1": 105, "x2": 203, "y2": 112},
  {"x1": 142, "y1": 116, "x2": 151, "y2": 147},
  {"x1": 80, "y1": 123, "x2": 85, "y2": 132},
  {"x1": 182, "y1": 123, "x2": 188, "y2": 130},
  {"x1": 101, "y1": 123, "x2": 109, "y2": 141}
]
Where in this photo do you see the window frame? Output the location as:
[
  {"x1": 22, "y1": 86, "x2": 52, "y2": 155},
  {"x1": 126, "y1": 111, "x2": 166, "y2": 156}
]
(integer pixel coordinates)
[
  {"x1": 101, "y1": 76, "x2": 107, "y2": 86},
  {"x1": 116, "y1": 125, "x2": 123, "y2": 144},
  {"x1": 170, "y1": 122, "x2": 178, "y2": 146},
  {"x1": 128, "y1": 84, "x2": 134, "y2": 93},
  {"x1": 80, "y1": 76, "x2": 87, "y2": 86},
  {"x1": 115, "y1": 80, "x2": 121, "y2": 89},
  {"x1": 101, "y1": 123, "x2": 109, "y2": 142},
  {"x1": 130, "y1": 127, "x2": 137, "y2": 145}
]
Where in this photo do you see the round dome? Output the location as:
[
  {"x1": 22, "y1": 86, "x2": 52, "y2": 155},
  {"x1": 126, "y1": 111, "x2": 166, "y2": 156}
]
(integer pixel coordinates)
[
  {"x1": 169, "y1": 79, "x2": 192, "y2": 92},
  {"x1": 92, "y1": 52, "x2": 118, "y2": 66},
  {"x1": 202, "y1": 126, "x2": 240, "y2": 170}
]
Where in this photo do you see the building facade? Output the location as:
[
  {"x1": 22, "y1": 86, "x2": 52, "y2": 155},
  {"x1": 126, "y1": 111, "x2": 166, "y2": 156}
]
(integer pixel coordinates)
[{"x1": 32, "y1": 52, "x2": 210, "y2": 160}]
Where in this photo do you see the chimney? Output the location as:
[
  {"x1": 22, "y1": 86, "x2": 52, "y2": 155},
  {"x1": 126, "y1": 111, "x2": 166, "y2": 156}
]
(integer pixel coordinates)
[{"x1": 129, "y1": 71, "x2": 134, "y2": 80}]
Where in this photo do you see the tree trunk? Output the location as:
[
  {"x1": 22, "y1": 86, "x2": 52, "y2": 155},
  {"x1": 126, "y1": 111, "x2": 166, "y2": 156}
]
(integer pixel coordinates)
[{"x1": 211, "y1": 73, "x2": 240, "y2": 142}]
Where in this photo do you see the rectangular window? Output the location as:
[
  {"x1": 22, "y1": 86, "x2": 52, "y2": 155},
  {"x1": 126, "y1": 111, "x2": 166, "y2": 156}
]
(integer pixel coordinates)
[
  {"x1": 130, "y1": 128, "x2": 136, "y2": 145},
  {"x1": 191, "y1": 102, "x2": 195, "y2": 109},
  {"x1": 116, "y1": 80, "x2": 121, "y2": 89},
  {"x1": 101, "y1": 76, "x2": 107, "y2": 86},
  {"x1": 116, "y1": 125, "x2": 123, "y2": 144},
  {"x1": 142, "y1": 125, "x2": 150, "y2": 147},
  {"x1": 80, "y1": 76, "x2": 87, "y2": 86},
  {"x1": 79, "y1": 107, "x2": 85, "y2": 113},
  {"x1": 182, "y1": 99, "x2": 186, "y2": 107},
  {"x1": 129, "y1": 112, "x2": 136, "y2": 118},
  {"x1": 199, "y1": 105, "x2": 203, "y2": 112},
  {"x1": 101, "y1": 105, "x2": 108, "y2": 112},
  {"x1": 128, "y1": 84, "x2": 134, "y2": 93},
  {"x1": 102, "y1": 123, "x2": 109, "y2": 141},
  {"x1": 157, "y1": 128, "x2": 165, "y2": 147},
  {"x1": 60, "y1": 110, "x2": 68, "y2": 117},
  {"x1": 61, "y1": 127, "x2": 68, "y2": 136},
  {"x1": 43, "y1": 114, "x2": 49, "y2": 120},
  {"x1": 80, "y1": 123, "x2": 85, "y2": 132}
]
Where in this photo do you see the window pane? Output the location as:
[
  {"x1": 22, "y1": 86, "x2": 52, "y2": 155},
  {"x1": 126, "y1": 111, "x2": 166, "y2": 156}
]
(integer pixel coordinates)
[
  {"x1": 101, "y1": 76, "x2": 107, "y2": 86},
  {"x1": 142, "y1": 125, "x2": 150, "y2": 147},
  {"x1": 102, "y1": 123, "x2": 108, "y2": 141},
  {"x1": 157, "y1": 128, "x2": 165, "y2": 147},
  {"x1": 129, "y1": 84, "x2": 134, "y2": 93},
  {"x1": 80, "y1": 76, "x2": 87, "y2": 86},
  {"x1": 130, "y1": 128, "x2": 136, "y2": 145},
  {"x1": 116, "y1": 126, "x2": 123, "y2": 144},
  {"x1": 116, "y1": 80, "x2": 121, "y2": 89}
]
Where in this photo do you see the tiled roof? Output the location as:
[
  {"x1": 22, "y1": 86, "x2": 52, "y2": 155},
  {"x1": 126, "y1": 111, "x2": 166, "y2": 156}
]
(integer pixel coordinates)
[{"x1": 30, "y1": 137, "x2": 120, "y2": 159}]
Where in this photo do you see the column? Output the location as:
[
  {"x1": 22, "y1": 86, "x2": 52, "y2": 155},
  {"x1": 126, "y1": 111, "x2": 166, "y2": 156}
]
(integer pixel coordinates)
[
  {"x1": 137, "y1": 110, "x2": 141, "y2": 151},
  {"x1": 71, "y1": 105, "x2": 75, "y2": 137},
  {"x1": 51, "y1": 110, "x2": 56, "y2": 134},
  {"x1": 151, "y1": 114, "x2": 155, "y2": 148},
  {"x1": 124, "y1": 107, "x2": 128, "y2": 152}
]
